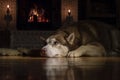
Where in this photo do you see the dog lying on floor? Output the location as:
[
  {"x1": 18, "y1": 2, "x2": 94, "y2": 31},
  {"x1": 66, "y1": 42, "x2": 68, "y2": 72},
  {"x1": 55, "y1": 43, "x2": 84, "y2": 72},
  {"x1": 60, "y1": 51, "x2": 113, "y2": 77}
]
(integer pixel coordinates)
[{"x1": 41, "y1": 20, "x2": 114, "y2": 57}]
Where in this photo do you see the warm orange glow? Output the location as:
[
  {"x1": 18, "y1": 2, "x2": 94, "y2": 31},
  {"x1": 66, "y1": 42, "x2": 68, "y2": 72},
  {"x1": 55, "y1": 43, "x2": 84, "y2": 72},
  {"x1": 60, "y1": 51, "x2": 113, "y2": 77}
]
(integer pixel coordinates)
[
  {"x1": 28, "y1": 7, "x2": 49, "y2": 22},
  {"x1": 32, "y1": 9, "x2": 38, "y2": 16},
  {"x1": 68, "y1": 9, "x2": 71, "y2": 13},
  {"x1": 7, "y1": 5, "x2": 10, "y2": 8}
]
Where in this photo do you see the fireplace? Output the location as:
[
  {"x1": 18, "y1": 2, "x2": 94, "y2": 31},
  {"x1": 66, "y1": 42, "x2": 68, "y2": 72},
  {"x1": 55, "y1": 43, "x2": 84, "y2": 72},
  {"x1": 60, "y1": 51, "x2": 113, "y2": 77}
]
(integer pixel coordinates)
[{"x1": 17, "y1": 0, "x2": 61, "y2": 30}]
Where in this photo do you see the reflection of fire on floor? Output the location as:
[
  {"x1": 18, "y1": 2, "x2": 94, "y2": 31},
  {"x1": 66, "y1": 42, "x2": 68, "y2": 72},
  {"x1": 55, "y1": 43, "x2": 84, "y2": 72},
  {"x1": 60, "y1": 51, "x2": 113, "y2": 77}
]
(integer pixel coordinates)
[{"x1": 0, "y1": 57, "x2": 120, "y2": 80}]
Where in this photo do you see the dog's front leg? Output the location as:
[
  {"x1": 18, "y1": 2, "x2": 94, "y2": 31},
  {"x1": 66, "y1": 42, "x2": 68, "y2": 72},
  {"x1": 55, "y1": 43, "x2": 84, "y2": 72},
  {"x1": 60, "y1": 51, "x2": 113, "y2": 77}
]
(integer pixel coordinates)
[
  {"x1": 67, "y1": 46, "x2": 85, "y2": 57},
  {"x1": 67, "y1": 44, "x2": 106, "y2": 57}
]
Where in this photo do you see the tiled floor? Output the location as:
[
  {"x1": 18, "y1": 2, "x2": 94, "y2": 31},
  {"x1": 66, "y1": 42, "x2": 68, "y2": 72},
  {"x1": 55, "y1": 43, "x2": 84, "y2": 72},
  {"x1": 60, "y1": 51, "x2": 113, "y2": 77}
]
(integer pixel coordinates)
[{"x1": 0, "y1": 57, "x2": 120, "y2": 80}]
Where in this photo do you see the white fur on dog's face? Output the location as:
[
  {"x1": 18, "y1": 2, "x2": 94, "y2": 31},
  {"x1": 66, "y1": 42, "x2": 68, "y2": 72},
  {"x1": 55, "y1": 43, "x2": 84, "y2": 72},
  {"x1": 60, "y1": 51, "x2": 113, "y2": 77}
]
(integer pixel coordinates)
[{"x1": 42, "y1": 38, "x2": 69, "y2": 57}]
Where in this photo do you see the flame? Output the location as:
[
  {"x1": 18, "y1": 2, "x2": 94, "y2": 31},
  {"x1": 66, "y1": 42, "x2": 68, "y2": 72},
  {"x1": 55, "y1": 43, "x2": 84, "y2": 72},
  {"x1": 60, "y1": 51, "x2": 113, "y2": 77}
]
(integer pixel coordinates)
[
  {"x1": 28, "y1": 7, "x2": 49, "y2": 22},
  {"x1": 7, "y1": 5, "x2": 10, "y2": 8},
  {"x1": 68, "y1": 9, "x2": 71, "y2": 13}
]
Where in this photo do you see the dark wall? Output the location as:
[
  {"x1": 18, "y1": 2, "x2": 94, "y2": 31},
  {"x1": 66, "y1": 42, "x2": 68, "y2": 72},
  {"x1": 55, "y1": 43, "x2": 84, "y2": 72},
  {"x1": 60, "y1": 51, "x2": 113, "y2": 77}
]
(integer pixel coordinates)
[
  {"x1": 78, "y1": 0, "x2": 116, "y2": 25},
  {"x1": 0, "y1": 30, "x2": 10, "y2": 48}
]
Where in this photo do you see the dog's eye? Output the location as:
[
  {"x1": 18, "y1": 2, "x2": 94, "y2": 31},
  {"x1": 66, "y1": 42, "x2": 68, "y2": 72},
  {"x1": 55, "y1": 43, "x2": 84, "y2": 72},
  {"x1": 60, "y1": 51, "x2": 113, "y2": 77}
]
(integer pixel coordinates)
[{"x1": 54, "y1": 41, "x2": 59, "y2": 45}]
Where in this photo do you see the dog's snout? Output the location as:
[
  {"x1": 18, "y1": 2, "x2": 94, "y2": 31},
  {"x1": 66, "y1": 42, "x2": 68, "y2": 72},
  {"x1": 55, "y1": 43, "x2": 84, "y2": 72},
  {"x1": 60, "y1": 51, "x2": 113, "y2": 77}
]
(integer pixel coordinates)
[
  {"x1": 40, "y1": 47, "x2": 47, "y2": 57},
  {"x1": 42, "y1": 47, "x2": 47, "y2": 52}
]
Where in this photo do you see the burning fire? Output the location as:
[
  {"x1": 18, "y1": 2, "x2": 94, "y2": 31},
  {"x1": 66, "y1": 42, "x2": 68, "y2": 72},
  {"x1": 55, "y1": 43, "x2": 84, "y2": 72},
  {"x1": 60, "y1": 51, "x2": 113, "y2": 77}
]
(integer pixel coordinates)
[{"x1": 28, "y1": 7, "x2": 49, "y2": 22}]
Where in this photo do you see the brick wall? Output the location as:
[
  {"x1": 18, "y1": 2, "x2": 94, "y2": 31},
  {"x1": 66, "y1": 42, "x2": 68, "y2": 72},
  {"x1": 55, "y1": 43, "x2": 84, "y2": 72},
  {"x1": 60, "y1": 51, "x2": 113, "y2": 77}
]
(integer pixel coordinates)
[
  {"x1": 0, "y1": 0, "x2": 16, "y2": 30},
  {"x1": 61, "y1": 0, "x2": 78, "y2": 23}
]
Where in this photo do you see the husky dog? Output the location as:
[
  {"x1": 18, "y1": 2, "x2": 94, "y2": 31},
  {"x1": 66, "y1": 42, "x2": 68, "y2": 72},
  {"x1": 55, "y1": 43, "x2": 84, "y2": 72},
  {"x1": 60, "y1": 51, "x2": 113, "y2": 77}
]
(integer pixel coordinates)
[{"x1": 42, "y1": 20, "x2": 111, "y2": 57}]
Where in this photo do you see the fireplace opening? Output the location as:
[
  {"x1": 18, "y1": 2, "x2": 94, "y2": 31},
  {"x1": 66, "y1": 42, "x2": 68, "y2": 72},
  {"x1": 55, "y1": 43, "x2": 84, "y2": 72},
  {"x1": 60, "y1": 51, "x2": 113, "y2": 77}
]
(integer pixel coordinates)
[
  {"x1": 28, "y1": 3, "x2": 49, "y2": 23},
  {"x1": 17, "y1": 0, "x2": 61, "y2": 30}
]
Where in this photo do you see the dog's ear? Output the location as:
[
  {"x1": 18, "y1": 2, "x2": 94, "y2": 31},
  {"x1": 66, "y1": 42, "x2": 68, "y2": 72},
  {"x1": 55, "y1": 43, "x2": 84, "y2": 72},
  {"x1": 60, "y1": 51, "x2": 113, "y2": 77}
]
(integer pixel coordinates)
[{"x1": 67, "y1": 33, "x2": 75, "y2": 45}]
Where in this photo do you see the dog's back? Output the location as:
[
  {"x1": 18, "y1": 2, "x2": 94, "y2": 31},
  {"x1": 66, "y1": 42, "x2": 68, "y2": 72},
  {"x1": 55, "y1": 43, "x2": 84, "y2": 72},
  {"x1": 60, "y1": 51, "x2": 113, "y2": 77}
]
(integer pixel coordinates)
[{"x1": 62, "y1": 20, "x2": 118, "y2": 55}]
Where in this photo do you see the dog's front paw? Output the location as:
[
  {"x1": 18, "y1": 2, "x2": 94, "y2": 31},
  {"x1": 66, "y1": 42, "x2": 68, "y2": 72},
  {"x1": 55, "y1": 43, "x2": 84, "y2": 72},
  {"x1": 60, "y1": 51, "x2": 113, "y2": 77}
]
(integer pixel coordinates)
[{"x1": 67, "y1": 51, "x2": 81, "y2": 58}]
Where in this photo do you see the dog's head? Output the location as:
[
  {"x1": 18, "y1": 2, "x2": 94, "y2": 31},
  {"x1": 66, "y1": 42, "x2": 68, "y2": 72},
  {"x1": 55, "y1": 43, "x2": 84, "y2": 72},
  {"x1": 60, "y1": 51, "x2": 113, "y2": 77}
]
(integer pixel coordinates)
[{"x1": 42, "y1": 31, "x2": 76, "y2": 57}]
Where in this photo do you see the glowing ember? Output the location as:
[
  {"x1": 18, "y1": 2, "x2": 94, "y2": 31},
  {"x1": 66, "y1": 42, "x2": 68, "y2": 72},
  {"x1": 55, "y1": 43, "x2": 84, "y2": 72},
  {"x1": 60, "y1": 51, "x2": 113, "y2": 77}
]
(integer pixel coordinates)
[{"x1": 28, "y1": 6, "x2": 49, "y2": 22}]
